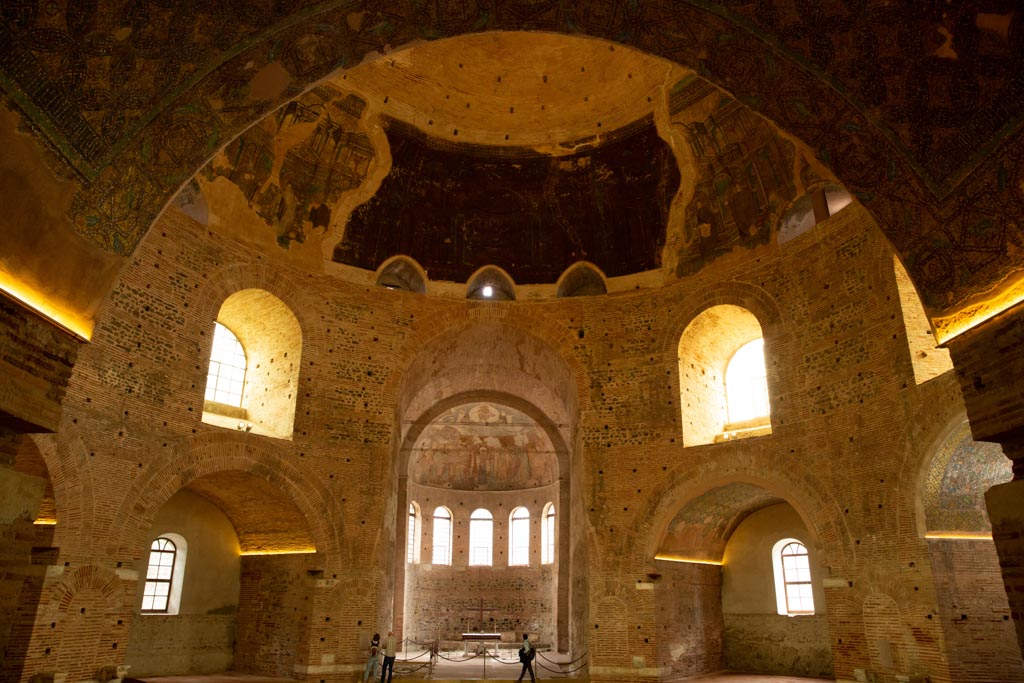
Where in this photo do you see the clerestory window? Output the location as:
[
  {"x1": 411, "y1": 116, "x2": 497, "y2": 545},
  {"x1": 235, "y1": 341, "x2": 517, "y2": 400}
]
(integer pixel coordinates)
[
  {"x1": 469, "y1": 508, "x2": 493, "y2": 566},
  {"x1": 205, "y1": 322, "x2": 247, "y2": 407},
  {"x1": 509, "y1": 507, "x2": 530, "y2": 566},
  {"x1": 432, "y1": 506, "x2": 452, "y2": 565},
  {"x1": 725, "y1": 338, "x2": 770, "y2": 425}
]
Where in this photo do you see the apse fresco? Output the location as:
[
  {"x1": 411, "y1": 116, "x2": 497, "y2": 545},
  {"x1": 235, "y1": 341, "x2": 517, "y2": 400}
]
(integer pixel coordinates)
[
  {"x1": 409, "y1": 402, "x2": 558, "y2": 491},
  {"x1": 205, "y1": 85, "x2": 375, "y2": 248},
  {"x1": 924, "y1": 422, "x2": 1011, "y2": 533},
  {"x1": 672, "y1": 87, "x2": 798, "y2": 276},
  {"x1": 658, "y1": 483, "x2": 783, "y2": 559},
  {"x1": 334, "y1": 117, "x2": 679, "y2": 282}
]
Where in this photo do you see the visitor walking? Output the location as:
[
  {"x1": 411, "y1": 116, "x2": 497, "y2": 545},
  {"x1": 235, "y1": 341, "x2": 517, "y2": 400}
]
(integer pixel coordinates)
[
  {"x1": 516, "y1": 633, "x2": 535, "y2": 683},
  {"x1": 380, "y1": 630, "x2": 397, "y2": 683}
]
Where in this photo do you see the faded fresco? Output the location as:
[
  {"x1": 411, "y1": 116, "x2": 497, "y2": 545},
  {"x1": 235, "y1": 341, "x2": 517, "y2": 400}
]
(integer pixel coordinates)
[
  {"x1": 671, "y1": 86, "x2": 798, "y2": 277},
  {"x1": 409, "y1": 402, "x2": 558, "y2": 490},
  {"x1": 204, "y1": 85, "x2": 375, "y2": 248}
]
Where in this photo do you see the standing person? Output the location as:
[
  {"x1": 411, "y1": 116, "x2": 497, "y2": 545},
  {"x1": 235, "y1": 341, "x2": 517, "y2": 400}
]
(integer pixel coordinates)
[
  {"x1": 516, "y1": 632, "x2": 535, "y2": 683},
  {"x1": 362, "y1": 632, "x2": 381, "y2": 683},
  {"x1": 380, "y1": 630, "x2": 397, "y2": 683}
]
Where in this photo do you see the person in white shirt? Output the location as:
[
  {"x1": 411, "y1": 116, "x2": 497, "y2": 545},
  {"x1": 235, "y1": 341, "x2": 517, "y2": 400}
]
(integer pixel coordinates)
[
  {"x1": 380, "y1": 630, "x2": 397, "y2": 683},
  {"x1": 516, "y1": 633, "x2": 535, "y2": 683}
]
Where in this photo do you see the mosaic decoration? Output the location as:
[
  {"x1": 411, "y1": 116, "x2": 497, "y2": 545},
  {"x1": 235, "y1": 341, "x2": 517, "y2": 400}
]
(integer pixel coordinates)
[
  {"x1": 334, "y1": 117, "x2": 678, "y2": 282},
  {"x1": 409, "y1": 402, "x2": 558, "y2": 491},
  {"x1": 205, "y1": 85, "x2": 374, "y2": 248},
  {"x1": 923, "y1": 422, "x2": 1011, "y2": 533},
  {"x1": 2, "y1": 0, "x2": 1024, "y2": 313}
]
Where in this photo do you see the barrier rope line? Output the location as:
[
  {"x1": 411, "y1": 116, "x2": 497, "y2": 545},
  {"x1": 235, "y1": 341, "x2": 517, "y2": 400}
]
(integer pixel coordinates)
[
  {"x1": 395, "y1": 649, "x2": 433, "y2": 661},
  {"x1": 435, "y1": 650, "x2": 484, "y2": 662},
  {"x1": 537, "y1": 651, "x2": 588, "y2": 665}
]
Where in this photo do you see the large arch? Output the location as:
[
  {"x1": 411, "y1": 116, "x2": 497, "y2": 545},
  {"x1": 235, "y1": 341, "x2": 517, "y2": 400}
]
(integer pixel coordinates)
[{"x1": 2, "y1": 5, "x2": 1022, "y2": 341}]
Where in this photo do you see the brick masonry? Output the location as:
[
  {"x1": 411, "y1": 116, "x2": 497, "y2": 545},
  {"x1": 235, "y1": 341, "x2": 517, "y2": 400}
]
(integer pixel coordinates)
[{"x1": 0, "y1": 200, "x2": 1022, "y2": 683}]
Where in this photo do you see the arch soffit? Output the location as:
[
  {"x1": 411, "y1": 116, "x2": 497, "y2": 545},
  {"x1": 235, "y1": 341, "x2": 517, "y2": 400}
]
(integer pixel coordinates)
[
  {"x1": 662, "y1": 280, "x2": 784, "y2": 358},
  {"x1": 385, "y1": 306, "x2": 587, "y2": 432},
  {"x1": 191, "y1": 263, "x2": 316, "y2": 344},
  {"x1": 110, "y1": 431, "x2": 343, "y2": 563},
  {"x1": 397, "y1": 389, "x2": 571, "y2": 484},
  {"x1": 639, "y1": 455, "x2": 850, "y2": 567},
  {"x1": 51, "y1": 3, "x2": 998, "y2": 326}
]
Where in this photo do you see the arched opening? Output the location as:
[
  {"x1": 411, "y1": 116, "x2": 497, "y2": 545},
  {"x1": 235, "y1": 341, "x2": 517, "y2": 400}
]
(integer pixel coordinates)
[
  {"x1": 125, "y1": 471, "x2": 316, "y2": 677},
  {"x1": 377, "y1": 256, "x2": 428, "y2": 294},
  {"x1": 678, "y1": 305, "x2": 772, "y2": 446},
  {"x1": 916, "y1": 421, "x2": 1022, "y2": 682},
  {"x1": 466, "y1": 267, "x2": 516, "y2": 301},
  {"x1": 653, "y1": 484, "x2": 832, "y2": 679},
  {"x1": 556, "y1": 263, "x2": 607, "y2": 298},
  {"x1": 201, "y1": 289, "x2": 302, "y2": 439}
]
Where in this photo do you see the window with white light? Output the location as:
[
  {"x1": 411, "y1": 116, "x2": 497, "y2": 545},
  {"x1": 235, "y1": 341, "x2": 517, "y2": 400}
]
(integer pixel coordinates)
[
  {"x1": 772, "y1": 538, "x2": 814, "y2": 615},
  {"x1": 407, "y1": 502, "x2": 420, "y2": 564},
  {"x1": 542, "y1": 503, "x2": 555, "y2": 565},
  {"x1": 509, "y1": 507, "x2": 530, "y2": 566},
  {"x1": 205, "y1": 322, "x2": 247, "y2": 407},
  {"x1": 141, "y1": 534, "x2": 188, "y2": 615},
  {"x1": 725, "y1": 338, "x2": 770, "y2": 425},
  {"x1": 469, "y1": 508, "x2": 493, "y2": 566},
  {"x1": 432, "y1": 507, "x2": 452, "y2": 565}
]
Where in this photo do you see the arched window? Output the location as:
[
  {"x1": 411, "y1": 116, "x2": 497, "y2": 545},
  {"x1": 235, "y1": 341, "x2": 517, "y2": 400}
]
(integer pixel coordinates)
[
  {"x1": 205, "y1": 322, "x2": 247, "y2": 407},
  {"x1": 407, "y1": 502, "x2": 421, "y2": 564},
  {"x1": 432, "y1": 507, "x2": 452, "y2": 565},
  {"x1": 469, "y1": 508, "x2": 493, "y2": 566},
  {"x1": 509, "y1": 507, "x2": 530, "y2": 566},
  {"x1": 772, "y1": 538, "x2": 814, "y2": 615},
  {"x1": 541, "y1": 503, "x2": 556, "y2": 565},
  {"x1": 141, "y1": 534, "x2": 188, "y2": 615},
  {"x1": 725, "y1": 338, "x2": 770, "y2": 425}
]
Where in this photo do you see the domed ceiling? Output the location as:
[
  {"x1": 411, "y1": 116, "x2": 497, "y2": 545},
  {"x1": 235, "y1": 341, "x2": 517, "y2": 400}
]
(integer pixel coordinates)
[
  {"x1": 193, "y1": 31, "x2": 814, "y2": 292},
  {"x1": 409, "y1": 402, "x2": 558, "y2": 491}
]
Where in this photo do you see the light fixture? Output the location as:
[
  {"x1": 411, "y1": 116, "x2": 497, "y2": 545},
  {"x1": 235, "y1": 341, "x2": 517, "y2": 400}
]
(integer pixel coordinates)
[
  {"x1": 654, "y1": 553, "x2": 723, "y2": 566},
  {"x1": 237, "y1": 421, "x2": 253, "y2": 432},
  {"x1": 924, "y1": 531, "x2": 992, "y2": 540},
  {"x1": 482, "y1": 285, "x2": 493, "y2": 298}
]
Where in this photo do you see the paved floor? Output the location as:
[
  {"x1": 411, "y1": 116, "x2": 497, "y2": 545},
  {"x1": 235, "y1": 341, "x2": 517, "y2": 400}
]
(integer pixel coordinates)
[{"x1": 128, "y1": 656, "x2": 833, "y2": 683}]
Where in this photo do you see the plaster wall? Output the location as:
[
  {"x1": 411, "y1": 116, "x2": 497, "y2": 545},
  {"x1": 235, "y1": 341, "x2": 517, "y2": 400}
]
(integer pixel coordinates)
[
  {"x1": 720, "y1": 503, "x2": 832, "y2": 677},
  {"x1": 124, "y1": 489, "x2": 241, "y2": 676}
]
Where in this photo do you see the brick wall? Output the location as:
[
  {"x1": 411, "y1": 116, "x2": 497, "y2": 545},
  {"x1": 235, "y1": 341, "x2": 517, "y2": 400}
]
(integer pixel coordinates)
[{"x1": 4, "y1": 200, "x2": 1021, "y2": 683}]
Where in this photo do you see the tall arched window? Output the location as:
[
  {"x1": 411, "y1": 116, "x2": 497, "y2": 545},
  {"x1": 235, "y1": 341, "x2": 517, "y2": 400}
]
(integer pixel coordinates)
[
  {"x1": 205, "y1": 322, "x2": 247, "y2": 407},
  {"x1": 509, "y1": 507, "x2": 530, "y2": 566},
  {"x1": 541, "y1": 503, "x2": 556, "y2": 565},
  {"x1": 725, "y1": 338, "x2": 770, "y2": 425},
  {"x1": 407, "y1": 502, "x2": 421, "y2": 564},
  {"x1": 772, "y1": 538, "x2": 814, "y2": 615},
  {"x1": 432, "y1": 507, "x2": 452, "y2": 565},
  {"x1": 469, "y1": 508, "x2": 493, "y2": 566},
  {"x1": 141, "y1": 534, "x2": 188, "y2": 615}
]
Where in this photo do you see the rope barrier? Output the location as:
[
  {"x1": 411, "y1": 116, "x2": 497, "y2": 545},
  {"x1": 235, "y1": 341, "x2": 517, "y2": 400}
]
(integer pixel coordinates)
[
  {"x1": 395, "y1": 649, "x2": 433, "y2": 661},
  {"x1": 537, "y1": 651, "x2": 588, "y2": 665}
]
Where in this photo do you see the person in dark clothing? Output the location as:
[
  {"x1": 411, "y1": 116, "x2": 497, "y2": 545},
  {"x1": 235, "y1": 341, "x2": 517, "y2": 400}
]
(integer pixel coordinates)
[{"x1": 516, "y1": 633, "x2": 535, "y2": 683}]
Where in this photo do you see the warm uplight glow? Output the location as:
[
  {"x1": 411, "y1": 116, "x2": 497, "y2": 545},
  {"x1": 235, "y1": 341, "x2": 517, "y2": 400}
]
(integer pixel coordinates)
[
  {"x1": 33, "y1": 518, "x2": 57, "y2": 526},
  {"x1": 654, "y1": 553, "x2": 723, "y2": 566},
  {"x1": 924, "y1": 532, "x2": 993, "y2": 540},
  {"x1": 240, "y1": 548, "x2": 317, "y2": 556},
  {"x1": 0, "y1": 274, "x2": 92, "y2": 341},
  {"x1": 934, "y1": 283, "x2": 1024, "y2": 345},
  {"x1": 482, "y1": 285, "x2": 493, "y2": 297}
]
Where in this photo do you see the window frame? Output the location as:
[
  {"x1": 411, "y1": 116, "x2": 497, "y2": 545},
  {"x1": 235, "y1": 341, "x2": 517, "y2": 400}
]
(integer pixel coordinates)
[
  {"x1": 724, "y1": 337, "x2": 770, "y2": 426},
  {"x1": 432, "y1": 506, "x2": 452, "y2": 566},
  {"x1": 541, "y1": 503, "x2": 556, "y2": 565},
  {"x1": 469, "y1": 508, "x2": 493, "y2": 567},
  {"x1": 407, "y1": 502, "x2": 421, "y2": 564},
  {"x1": 509, "y1": 507, "x2": 530, "y2": 566},
  {"x1": 205, "y1": 322, "x2": 248, "y2": 408},
  {"x1": 771, "y1": 538, "x2": 815, "y2": 616},
  {"x1": 141, "y1": 533, "x2": 188, "y2": 616}
]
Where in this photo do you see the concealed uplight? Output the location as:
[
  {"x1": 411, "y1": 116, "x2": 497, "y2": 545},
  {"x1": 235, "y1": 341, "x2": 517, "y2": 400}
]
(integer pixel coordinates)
[
  {"x1": 924, "y1": 532, "x2": 993, "y2": 540},
  {"x1": 240, "y1": 548, "x2": 317, "y2": 556},
  {"x1": 33, "y1": 519, "x2": 57, "y2": 526},
  {"x1": 482, "y1": 285, "x2": 493, "y2": 298},
  {"x1": 654, "y1": 553, "x2": 723, "y2": 566},
  {"x1": 0, "y1": 274, "x2": 92, "y2": 341}
]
